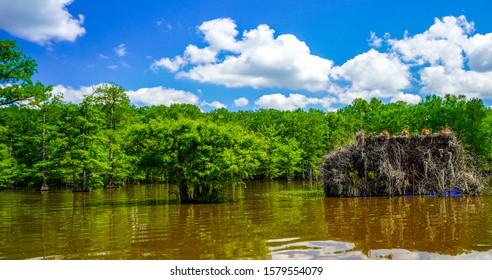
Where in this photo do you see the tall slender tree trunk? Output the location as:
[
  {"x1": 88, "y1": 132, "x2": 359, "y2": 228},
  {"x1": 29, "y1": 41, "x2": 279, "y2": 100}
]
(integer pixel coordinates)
[
  {"x1": 107, "y1": 136, "x2": 115, "y2": 188},
  {"x1": 309, "y1": 168, "x2": 313, "y2": 189},
  {"x1": 302, "y1": 161, "x2": 305, "y2": 181},
  {"x1": 82, "y1": 167, "x2": 88, "y2": 191},
  {"x1": 107, "y1": 105, "x2": 116, "y2": 188},
  {"x1": 39, "y1": 111, "x2": 48, "y2": 191},
  {"x1": 82, "y1": 133, "x2": 88, "y2": 191},
  {"x1": 72, "y1": 170, "x2": 78, "y2": 192},
  {"x1": 179, "y1": 182, "x2": 191, "y2": 203}
]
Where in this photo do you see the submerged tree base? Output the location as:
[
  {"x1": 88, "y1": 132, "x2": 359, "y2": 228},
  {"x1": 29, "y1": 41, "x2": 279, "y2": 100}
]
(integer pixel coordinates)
[
  {"x1": 321, "y1": 131, "x2": 483, "y2": 197},
  {"x1": 179, "y1": 184, "x2": 227, "y2": 204},
  {"x1": 37, "y1": 182, "x2": 49, "y2": 192}
]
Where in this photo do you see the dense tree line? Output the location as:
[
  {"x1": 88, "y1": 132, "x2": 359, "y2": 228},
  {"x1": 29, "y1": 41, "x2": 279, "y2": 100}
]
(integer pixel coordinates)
[{"x1": 2, "y1": 39, "x2": 492, "y2": 202}]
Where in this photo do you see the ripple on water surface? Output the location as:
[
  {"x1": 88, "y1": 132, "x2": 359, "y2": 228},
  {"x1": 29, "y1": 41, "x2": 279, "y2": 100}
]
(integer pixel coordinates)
[{"x1": 2, "y1": 183, "x2": 492, "y2": 259}]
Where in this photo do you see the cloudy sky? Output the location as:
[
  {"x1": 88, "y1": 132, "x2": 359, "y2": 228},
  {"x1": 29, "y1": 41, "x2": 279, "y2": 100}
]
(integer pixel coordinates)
[{"x1": 1, "y1": 0, "x2": 492, "y2": 111}]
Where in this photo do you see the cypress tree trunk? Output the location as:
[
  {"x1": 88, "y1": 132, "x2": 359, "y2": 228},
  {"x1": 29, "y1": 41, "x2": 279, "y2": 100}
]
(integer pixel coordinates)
[
  {"x1": 39, "y1": 111, "x2": 48, "y2": 191},
  {"x1": 179, "y1": 182, "x2": 192, "y2": 203},
  {"x1": 82, "y1": 167, "x2": 88, "y2": 191},
  {"x1": 309, "y1": 168, "x2": 313, "y2": 189},
  {"x1": 72, "y1": 171, "x2": 78, "y2": 192},
  {"x1": 82, "y1": 133, "x2": 88, "y2": 191},
  {"x1": 107, "y1": 105, "x2": 116, "y2": 188},
  {"x1": 302, "y1": 162, "x2": 305, "y2": 181},
  {"x1": 107, "y1": 141, "x2": 115, "y2": 188}
]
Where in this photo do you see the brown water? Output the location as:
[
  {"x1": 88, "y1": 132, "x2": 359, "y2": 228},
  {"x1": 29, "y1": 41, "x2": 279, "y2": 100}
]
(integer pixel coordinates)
[{"x1": 1, "y1": 181, "x2": 492, "y2": 260}]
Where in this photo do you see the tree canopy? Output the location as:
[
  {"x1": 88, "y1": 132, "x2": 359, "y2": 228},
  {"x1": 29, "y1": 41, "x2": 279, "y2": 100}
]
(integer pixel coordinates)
[{"x1": 0, "y1": 39, "x2": 51, "y2": 106}]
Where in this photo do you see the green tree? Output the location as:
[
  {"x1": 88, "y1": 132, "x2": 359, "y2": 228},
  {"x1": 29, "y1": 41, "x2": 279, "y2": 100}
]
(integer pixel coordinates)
[
  {"x1": 0, "y1": 106, "x2": 52, "y2": 188},
  {"x1": 0, "y1": 39, "x2": 52, "y2": 191},
  {"x1": 0, "y1": 125, "x2": 17, "y2": 188},
  {"x1": 44, "y1": 100, "x2": 107, "y2": 191},
  {"x1": 85, "y1": 83, "x2": 130, "y2": 188},
  {"x1": 481, "y1": 109, "x2": 492, "y2": 167},
  {"x1": 0, "y1": 39, "x2": 51, "y2": 106},
  {"x1": 127, "y1": 117, "x2": 263, "y2": 203}
]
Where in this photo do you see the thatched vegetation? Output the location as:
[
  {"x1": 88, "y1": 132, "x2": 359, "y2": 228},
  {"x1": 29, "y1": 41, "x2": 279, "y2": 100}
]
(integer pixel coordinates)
[{"x1": 321, "y1": 131, "x2": 483, "y2": 197}]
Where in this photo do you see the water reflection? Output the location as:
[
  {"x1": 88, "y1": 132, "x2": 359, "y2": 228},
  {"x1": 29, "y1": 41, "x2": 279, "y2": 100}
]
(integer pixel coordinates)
[
  {"x1": 270, "y1": 240, "x2": 364, "y2": 260},
  {"x1": 323, "y1": 196, "x2": 492, "y2": 256},
  {"x1": 1, "y1": 182, "x2": 492, "y2": 259},
  {"x1": 270, "y1": 239, "x2": 492, "y2": 260}
]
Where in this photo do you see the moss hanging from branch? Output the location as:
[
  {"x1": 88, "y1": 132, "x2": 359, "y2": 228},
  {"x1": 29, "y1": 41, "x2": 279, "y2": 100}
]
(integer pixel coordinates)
[{"x1": 321, "y1": 130, "x2": 483, "y2": 197}]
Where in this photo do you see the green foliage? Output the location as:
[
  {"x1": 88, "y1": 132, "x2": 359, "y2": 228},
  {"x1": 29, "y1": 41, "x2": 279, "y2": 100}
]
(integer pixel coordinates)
[
  {"x1": 348, "y1": 169, "x2": 360, "y2": 188},
  {"x1": 125, "y1": 117, "x2": 263, "y2": 203},
  {"x1": 0, "y1": 39, "x2": 51, "y2": 106},
  {"x1": 84, "y1": 83, "x2": 130, "y2": 188},
  {"x1": 367, "y1": 171, "x2": 377, "y2": 182},
  {"x1": 1, "y1": 89, "x2": 491, "y2": 199},
  {"x1": 0, "y1": 125, "x2": 17, "y2": 188}
]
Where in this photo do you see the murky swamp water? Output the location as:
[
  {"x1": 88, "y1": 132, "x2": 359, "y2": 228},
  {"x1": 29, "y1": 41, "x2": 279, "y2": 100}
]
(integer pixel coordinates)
[{"x1": 1, "y1": 181, "x2": 492, "y2": 260}]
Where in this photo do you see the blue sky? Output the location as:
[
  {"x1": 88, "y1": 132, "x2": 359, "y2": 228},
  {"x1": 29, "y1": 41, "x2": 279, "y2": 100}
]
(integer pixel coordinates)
[{"x1": 1, "y1": 0, "x2": 492, "y2": 111}]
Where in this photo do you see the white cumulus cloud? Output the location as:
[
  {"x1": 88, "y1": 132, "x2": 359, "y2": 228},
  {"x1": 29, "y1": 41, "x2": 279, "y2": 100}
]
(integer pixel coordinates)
[
  {"x1": 254, "y1": 93, "x2": 334, "y2": 111},
  {"x1": 0, "y1": 0, "x2": 86, "y2": 45},
  {"x1": 390, "y1": 93, "x2": 422, "y2": 104},
  {"x1": 330, "y1": 49, "x2": 410, "y2": 104},
  {"x1": 384, "y1": 15, "x2": 492, "y2": 99},
  {"x1": 465, "y1": 33, "x2": 492, "y2": 72},
  {"x1": 233, "y1": 97, "x2": 249, "y2": 107},
  {"x1": 127, "y1": 87, "x2": 199, "y2": 106},
  {"x1": 184, "y1": 45, "x2": 217, "y2": 64},
  {"x1": 388, "y1": 15, "x2": 474, "y2": 69},
  {"x1": 199, "y1": 18, "x2": 239, "y2": 51},
  {"x1": 52, "y1": 84, "x2": 101, "y2": 104},
  {"x1": 201, "y1": 100, "x2": 227, "y2": 109},
  {"x1": 151, "y1": 56, "x2": 186, "y2": 73},
  {"x1": 153, "y1": 18, "x2": 333, "y2": 91},
  {"x1": 419, "y1": 66, "x2": 492, "y2": 99},
  {"x1": 52, "y1": 84, "x2": 199, "y2": 106},
  {"x1": 151, "y1": 15, "x2": 492, "y2": 108}
]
